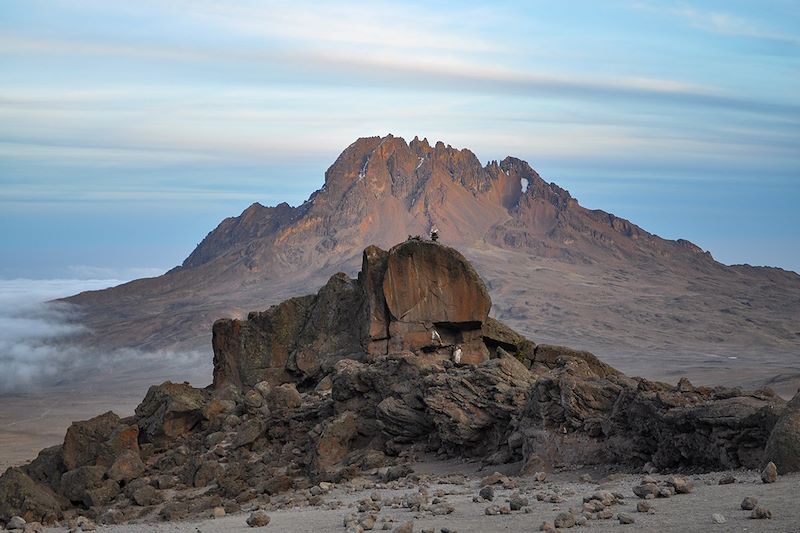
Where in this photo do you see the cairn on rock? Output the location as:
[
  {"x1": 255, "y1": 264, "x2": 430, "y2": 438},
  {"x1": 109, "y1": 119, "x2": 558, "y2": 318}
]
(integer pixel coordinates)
[{"x1": 0, "y1": 240, "x2": 791, "y2": 525}]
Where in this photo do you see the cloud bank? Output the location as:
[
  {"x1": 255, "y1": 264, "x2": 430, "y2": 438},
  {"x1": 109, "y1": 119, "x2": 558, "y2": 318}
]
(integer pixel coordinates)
[{"x1": 0, "y1": 278, "x2": 209, "y2": 394}]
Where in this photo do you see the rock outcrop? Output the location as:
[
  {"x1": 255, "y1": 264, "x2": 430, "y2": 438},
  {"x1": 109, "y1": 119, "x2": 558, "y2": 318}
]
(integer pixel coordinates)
[
  {"x1": 212, "y1": 240, "x2": 500, "y2": 389},
  {"x1": 1, "y1": 240, "x2": 788, "y2": 525}
]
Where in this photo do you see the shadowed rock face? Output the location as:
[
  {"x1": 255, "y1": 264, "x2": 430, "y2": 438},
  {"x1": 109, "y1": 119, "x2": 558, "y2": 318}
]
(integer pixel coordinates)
[{"x1": 1, "y1": 242, "x2": 793, "y2": 526}]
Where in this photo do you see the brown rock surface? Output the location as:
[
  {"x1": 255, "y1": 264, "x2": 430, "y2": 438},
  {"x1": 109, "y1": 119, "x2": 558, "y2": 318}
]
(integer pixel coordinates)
[{"x1": 62, "y1": 411, "x2": 121, "y2": 470}]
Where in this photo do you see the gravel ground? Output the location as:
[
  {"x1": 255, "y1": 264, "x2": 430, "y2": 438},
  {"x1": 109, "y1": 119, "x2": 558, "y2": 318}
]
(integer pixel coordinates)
[{"x1": 34, "y1": 461, "x2": 800, "y2": 533}]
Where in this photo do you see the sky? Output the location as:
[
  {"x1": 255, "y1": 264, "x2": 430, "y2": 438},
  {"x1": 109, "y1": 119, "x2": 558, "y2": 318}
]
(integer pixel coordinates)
[{"x1": 1, "y1": 0, "x2": 799, "y2": 278}]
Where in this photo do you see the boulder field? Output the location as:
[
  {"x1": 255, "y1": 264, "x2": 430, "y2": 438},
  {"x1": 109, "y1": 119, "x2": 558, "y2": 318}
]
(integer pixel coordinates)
[{"x1": 2, "y1": 239, "x2": 798, "y2": 526}]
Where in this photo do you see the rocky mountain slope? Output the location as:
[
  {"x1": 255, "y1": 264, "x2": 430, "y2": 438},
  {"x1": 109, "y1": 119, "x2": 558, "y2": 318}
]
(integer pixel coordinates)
[
  {"x1": 62, "y1": 135, "x2": 800, "y2": 390},
  {"x1": 4, "y1": 240, "x2": 797, "y2": 527}
]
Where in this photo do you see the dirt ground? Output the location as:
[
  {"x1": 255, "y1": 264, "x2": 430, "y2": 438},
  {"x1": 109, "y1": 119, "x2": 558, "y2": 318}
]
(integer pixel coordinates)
[{"x1": 36, "y1": 460, "x2": 800, "y2": 533}]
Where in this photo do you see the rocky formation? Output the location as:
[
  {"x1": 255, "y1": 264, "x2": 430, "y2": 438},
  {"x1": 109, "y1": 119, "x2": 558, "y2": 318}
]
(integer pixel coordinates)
[
  {"x1": 212, "y1": 240, "x2": 499, "y2": 389},
  {"x1": 3, "y1": 241, "x2": 791, "y2": 526},
  {"x1": 60, "y1": 136, "x2": 800, "y2": 401}
]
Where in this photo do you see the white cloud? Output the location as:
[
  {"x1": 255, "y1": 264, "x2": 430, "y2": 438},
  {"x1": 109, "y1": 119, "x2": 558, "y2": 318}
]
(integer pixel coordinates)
[
  {"x1": 0, "y1": 278, "x2": 209, "y2": 393},
  {"x1": 632, "y1": 2, "x2": 800, "y2": 45}
]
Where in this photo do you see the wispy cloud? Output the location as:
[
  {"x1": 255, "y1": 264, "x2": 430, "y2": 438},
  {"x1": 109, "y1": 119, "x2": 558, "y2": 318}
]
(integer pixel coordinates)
[{"x1": 632, "y1": 1, "x2": 800, "y2": 46}]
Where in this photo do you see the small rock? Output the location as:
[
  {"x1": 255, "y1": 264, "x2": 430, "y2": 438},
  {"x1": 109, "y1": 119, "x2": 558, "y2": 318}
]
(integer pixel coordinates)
[
  {"x1": 360, "y1": 515, "x2": 377, "y2": 530},
  {"x1": 718, "y1": 474, "x2": 736, "y2": 485},
  {"x1": 761, "y1": 462, "x2": 778, "y2": 483},
  {"x1": 618, "y1": 513, "x2": 635, "y2": 524},
  {"x1": 533, "y1": 471, "x2": 547, "y2": 482},
  {"x1": 247, "y1": 510, "x2": 271, "y2": 527},
  {"x1": 750, "y1": 506, "x2": 772, "y2": 520},
  {"x1": 509, "y1": 494, "x2": 529, "y2": 510},
  {"x1": 539, "y1": 522, "x2": 557, "y2": 532},
  {"x1": 484, "y1": 505, "x2": 501, "y2": 516},
  {"x1": 430, "y1": 503, "x2": 454, "y2": 516},
  {"x1": 596, "y1": 508, "x2": 613, "y2": 520},
  {"x1": 8, "y1": 516, "x2": 26, "y2": 530},
  {"x1": 632, "y1": 483, "x2": 659, "y2": 499},
  {"x1": 392, "y1": 521, "x2": 413, "y2": 533},
  {"x1": 212, "y1": 507, "x2": 226, "y2": 518},
  {"x1": 480, "y1": 471, "x2": 515, "y2": 488},
  {"x1": 579, "y1": 473, "x2": 592, "y2": 482},
  {"x1": 22, "y1": 522, "x2": 43, "y2": 533},
  {"x1": 479, "y1": 485, "x2": 494, "y2": 501},
  {"x1": 711, "y1": 513, "x2": 726, "y2": 524},
  {"x1": 667, "y1": 476, "x2": 693, "y2": 494},
  {"x1": 636, "y1": 501, "x2": 652, "y2": 513},
  {"x1": 741, "y1": 496, "x2": 758, "y2": 510},
  {"x1": 554, "y1": 511, "x2": 576, "y2": 528}
]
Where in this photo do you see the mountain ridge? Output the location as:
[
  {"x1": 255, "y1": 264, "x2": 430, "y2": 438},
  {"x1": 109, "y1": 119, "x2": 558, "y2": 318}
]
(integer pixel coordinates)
[{"x1": 61, "y1": 134, "x2": 800, "y2": 392}]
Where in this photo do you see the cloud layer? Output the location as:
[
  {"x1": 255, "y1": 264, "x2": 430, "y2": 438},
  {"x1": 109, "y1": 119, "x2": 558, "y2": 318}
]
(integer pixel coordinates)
[{"x1": 0, "y1": 279, "x2": 209, "y2": 393}]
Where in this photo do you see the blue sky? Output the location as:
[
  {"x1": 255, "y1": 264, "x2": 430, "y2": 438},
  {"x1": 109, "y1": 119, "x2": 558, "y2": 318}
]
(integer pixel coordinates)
[{"x1": 1, "y1": 0, "x2": 798, "y2": 277}]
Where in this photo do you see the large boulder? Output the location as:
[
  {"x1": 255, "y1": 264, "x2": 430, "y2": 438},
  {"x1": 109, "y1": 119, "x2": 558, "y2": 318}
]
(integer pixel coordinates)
[
  {"x1": 764, "y1": 390, "x2": 800, "y2": 472},
  {"x1": 383, "y1": 240, "x2": 490, "y2": 325},
  {"x1": 0, "y1": 468, "x2": 65, "y2": 524},
  {"x1": 383, "y1": 241, "x2": 491, "y2": 363},
  {"x1": 135, "y1": 382, "x2": 208, "y2": 442},
  {"x1": 62, "y1": 411, "x2": 121, "y2": 470}
]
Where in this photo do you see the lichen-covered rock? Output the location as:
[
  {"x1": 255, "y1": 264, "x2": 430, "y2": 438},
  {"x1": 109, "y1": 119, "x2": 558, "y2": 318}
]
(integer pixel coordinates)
[
  {"x1": 0, "y1": 469, "x2": 65, "y2": 525},
  {"x1": 135, "y1": 382, "x2": 208, "y2": 442}
]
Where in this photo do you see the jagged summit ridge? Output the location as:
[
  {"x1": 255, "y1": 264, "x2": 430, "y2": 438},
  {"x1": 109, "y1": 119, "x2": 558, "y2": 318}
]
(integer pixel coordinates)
[{"x1": 59, "y1": 134, "x2": 800, "y2": 385}]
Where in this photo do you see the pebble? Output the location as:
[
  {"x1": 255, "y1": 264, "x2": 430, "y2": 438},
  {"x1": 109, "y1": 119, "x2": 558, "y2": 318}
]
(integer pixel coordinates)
[
  {"x1": 750, "y1": 506, "x2": 772, "y2": 519},
  {"x1": 636, "y1": 501, "x2": 653, "y2": 513},
  {"x1": 479, "y1": 485, "x2": 494, "y2": 501},
  {"x1": 740, "y1": 496, "x2": 758, "y2": 510},
  {"x1": 718, "y1": 474, "x2": 736, "y2": 485},
  {"x1": 8, "y1": 517, "x2": 26, "y2": 530},
  {"x1": 711, "y1": 513, "x2": 726, "y2": 524},
  {"x1": 554, "y1": 511, "x2": 576, "y2": 528},
  {"x1": 509, "y1": 493, "x2": 529, "y2": 510},
  {"x1": 761, "y1": 462, "x2": 778, "y2": 483},
  {"x1": 246, "y1": 510, "x2": 271, "y2": 527},
  {"x1": 618, "y1": 512, "x2": 635, "y2": 524}
]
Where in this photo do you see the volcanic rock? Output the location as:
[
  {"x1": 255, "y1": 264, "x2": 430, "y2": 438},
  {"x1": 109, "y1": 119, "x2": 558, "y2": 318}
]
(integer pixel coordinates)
[
  {"x1": 62, "y1": 411, "x2": 121, "y2": 470},
  {"x1": 0, "y1": 469, "x2": 65, "y2": 525},
  {"x1": 135, "y1": 382, "x2": 208, "y2": 442},
  {"x1": 764, "y1": 390, "x2": 800, "y2": 473}
]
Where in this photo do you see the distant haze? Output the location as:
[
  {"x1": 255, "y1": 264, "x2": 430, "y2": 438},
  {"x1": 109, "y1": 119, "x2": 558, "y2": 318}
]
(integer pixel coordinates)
[{"x1": 0, "y1": 0, "x2": 798, "y2": 275}]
